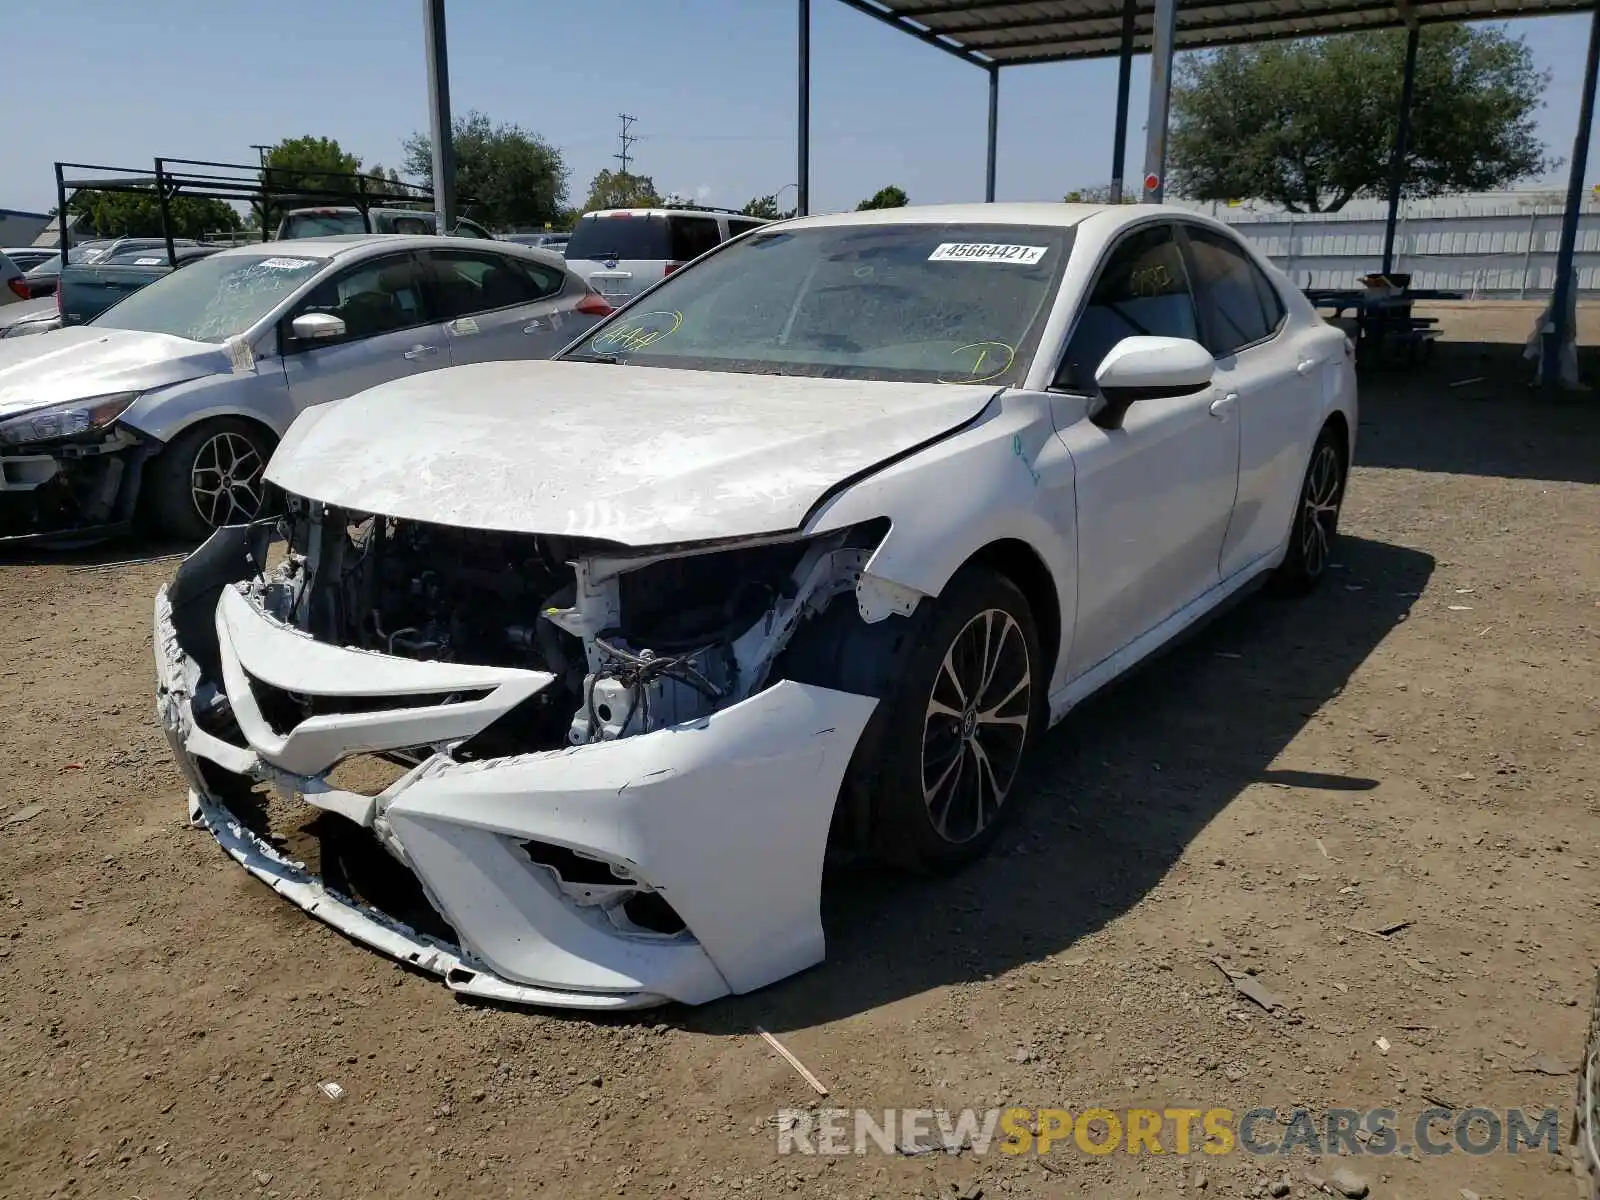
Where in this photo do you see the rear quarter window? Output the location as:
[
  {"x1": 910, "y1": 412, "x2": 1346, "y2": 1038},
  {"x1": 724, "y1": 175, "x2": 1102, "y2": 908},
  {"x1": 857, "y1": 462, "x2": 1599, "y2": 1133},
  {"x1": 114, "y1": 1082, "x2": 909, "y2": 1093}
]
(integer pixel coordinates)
[{"x1": 668, "y1": 216, "x2": 721, "y2": 261}]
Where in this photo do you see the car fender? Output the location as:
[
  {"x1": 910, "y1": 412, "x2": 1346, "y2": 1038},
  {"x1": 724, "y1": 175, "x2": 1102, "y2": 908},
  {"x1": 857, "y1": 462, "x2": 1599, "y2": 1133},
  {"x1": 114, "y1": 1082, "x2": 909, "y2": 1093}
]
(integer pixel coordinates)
[
  {"x1": 118, "y1": 358, "x2": 295, "y2": 445},
  {"x1": 806, "y1": 390, "x2": 1079, "y2": 691}
]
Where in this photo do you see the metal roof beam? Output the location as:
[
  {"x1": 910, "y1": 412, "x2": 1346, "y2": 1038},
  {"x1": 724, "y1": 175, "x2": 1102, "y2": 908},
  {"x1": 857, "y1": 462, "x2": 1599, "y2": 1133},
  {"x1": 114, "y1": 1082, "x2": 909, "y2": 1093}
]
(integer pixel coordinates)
[
  {"x1": 893, "y1": 0, "x2": 1058, "y2": 18},
  {"x1": 976, "y1": 2, "x2": 1409, "y2": 54},
  {"x1": 832, "y1": 0, "x2": 995, "y2": 65},
  {"x1": 929, "y1": 0, "x2": 1276, "y2": 38}
]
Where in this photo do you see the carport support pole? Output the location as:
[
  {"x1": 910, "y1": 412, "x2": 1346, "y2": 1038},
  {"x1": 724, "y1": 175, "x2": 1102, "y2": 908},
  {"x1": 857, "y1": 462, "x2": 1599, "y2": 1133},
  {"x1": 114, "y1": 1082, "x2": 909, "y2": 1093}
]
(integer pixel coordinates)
[
  {"x1": 1543, "y1": 0, "x2": 1600, "y2": 386},
  {"x1": 54, "y1": 163, "x2": 70, "y2": 259},
  {"x1": 1141, "y1": 0, "x2": 1177, "y2": 202},
  {"x1": 985, "y1": 66, "x2": 999, "y2": 202},
  {"x1": 798, "y1": 0, "x2": 811, "y2": 217},
  {"x1": 1381, "y1": 25, "x2": 1419, "y2": 277},
  {"x1": 1109, "y1": 0, "x2": 1136, "y2": 203},
  {"x1": 423, "y1": 0, "x2": 456, "y2": 234}
]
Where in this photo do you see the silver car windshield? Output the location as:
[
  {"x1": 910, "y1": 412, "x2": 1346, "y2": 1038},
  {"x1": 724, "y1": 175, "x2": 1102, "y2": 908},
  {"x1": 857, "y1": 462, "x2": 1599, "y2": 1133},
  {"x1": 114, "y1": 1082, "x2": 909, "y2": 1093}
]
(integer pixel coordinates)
[
  {"x1": 562, "y1": 223, "x2": 1074, "y2": 385},
  {"x1": 91, "y1": 253, "x2": 325, "y2": 343}
]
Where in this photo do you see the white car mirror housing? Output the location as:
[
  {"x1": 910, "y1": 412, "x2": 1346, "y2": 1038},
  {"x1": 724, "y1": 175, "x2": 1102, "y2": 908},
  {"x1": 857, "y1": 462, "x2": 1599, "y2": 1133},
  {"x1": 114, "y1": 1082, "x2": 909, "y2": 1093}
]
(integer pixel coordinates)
[
  {"x1": 1091, "y1": 335, "x2": 1215, "y2": 429},
  {"x1": 291, "y1": 312, "x2": 346, "y2": 341}
]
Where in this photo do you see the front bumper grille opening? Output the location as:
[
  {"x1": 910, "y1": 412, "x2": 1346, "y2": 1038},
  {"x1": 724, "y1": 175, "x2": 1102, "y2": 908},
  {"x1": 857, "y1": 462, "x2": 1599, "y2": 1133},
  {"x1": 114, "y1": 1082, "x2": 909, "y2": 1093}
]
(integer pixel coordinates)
[
  {"x1": 520, "y1": 838, "x2": 625, "y2": 886},
  {"x1": 209, "y1": 776, "x2": 458, "y2": 947},
  {"x1": 326, "y1": 753, "x2": 415, "y2": 797},
  {"x1": 622, "y1": 892, "x2": 687, "y2": 937},
  {"x1": 248, "y1": 677, "x2": 493, "y2": 738}
]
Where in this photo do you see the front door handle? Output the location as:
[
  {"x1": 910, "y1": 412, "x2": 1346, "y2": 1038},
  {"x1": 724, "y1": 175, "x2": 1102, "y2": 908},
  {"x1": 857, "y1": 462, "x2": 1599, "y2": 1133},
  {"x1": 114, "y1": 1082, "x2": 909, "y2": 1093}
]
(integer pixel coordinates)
[
  {"x1": 1296, "y1": 358, "x2": 1320, "y2": 375},
  {"x1": 1209, "y1": 393, "x2": 1239, "y2": 420},
  {"x1": 403, "y1": 344, "x2": 440, "y2": 361},
  {"x1": 522, "y1": 320, "x2": 548, "y2": 333}
]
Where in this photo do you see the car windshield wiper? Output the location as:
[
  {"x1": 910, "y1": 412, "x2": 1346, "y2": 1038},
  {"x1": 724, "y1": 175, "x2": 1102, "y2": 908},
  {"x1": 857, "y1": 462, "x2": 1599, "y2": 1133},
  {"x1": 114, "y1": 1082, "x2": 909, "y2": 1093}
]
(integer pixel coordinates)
[{"x1": 564, "y1": 351, "x2": 623, "y2": 364}]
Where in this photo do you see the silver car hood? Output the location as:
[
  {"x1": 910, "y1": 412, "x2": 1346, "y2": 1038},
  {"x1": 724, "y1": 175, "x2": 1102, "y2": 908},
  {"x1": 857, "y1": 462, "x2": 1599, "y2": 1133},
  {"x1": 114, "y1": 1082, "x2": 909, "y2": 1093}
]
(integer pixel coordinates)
[
  {"x1": 0, "y1": 327, "x2": 232, "y2": 418},
  {"x1": 267, "y1": 359, "x2": 999, "y2": 545}
]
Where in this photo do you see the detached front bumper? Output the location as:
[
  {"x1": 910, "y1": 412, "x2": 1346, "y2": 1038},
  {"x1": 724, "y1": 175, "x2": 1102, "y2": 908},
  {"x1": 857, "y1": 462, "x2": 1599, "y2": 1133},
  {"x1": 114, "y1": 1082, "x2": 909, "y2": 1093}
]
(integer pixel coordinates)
[
  {"x1": 154, "y1": 581, "x2": 877, "y2": 1010},
  {"x1": 0, "y1": 429, "x2": 148, "y2": 546}
]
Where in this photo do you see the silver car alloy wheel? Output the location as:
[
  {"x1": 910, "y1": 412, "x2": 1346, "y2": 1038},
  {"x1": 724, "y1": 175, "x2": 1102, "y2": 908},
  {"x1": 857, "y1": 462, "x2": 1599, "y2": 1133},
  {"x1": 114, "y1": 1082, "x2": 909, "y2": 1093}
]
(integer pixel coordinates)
[
  {"x1": 1301, "y1": 441, "x2": 1343, "y2": 579},
  {"x1": 921, "y1": 608, "x2": 1032, "y2": 844},
  {"x1": 190, "y1": 430, "x2": 266, "y2": 529}
]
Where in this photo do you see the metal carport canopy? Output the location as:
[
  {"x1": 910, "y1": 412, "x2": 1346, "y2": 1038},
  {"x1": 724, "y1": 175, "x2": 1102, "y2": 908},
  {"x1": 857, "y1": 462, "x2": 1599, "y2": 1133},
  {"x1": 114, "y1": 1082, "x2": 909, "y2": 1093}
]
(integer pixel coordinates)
[
  {"x1": 806, "y1": 0, "x2": 1600, "y2": 386},
  {"x1": 833, "y1": 0, "x2": 1591, "y2": 65}
]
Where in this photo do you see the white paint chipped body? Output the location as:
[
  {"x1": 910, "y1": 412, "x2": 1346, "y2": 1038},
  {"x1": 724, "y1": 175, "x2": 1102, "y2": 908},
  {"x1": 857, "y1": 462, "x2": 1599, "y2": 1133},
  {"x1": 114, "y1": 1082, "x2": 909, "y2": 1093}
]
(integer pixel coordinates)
[{"x1": 265, "y1": 360, "x2": 1000, "y2": 543}]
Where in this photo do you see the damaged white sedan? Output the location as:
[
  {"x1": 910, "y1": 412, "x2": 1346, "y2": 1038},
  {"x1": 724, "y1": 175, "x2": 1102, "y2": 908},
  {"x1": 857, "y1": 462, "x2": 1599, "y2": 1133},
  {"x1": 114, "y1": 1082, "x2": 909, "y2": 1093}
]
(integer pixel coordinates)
[{"x1": 154, "y1": 203, "x2": 1357, "y2": 1009}]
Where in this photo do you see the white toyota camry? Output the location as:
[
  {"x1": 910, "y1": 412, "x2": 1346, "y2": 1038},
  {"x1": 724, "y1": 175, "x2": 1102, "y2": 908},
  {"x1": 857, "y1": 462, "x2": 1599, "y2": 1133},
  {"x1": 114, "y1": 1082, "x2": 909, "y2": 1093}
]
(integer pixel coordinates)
[{"x1": 154, "y1": 203, "x2": 1357, "y2": 1010}]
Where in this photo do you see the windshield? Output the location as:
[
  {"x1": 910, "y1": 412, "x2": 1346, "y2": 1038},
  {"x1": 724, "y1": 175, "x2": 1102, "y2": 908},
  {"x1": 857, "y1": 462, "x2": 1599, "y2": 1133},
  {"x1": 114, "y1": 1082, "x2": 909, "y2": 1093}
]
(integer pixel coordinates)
[
  {"x1": 91, "y1": 253, "x2": 325, "y2": 342},
  {"x1": 280, "y1": 211, "x2": 370, "y2": 238},
  {"x1": 563, "y1": 222, "x2": 1073, "y2": 384}
]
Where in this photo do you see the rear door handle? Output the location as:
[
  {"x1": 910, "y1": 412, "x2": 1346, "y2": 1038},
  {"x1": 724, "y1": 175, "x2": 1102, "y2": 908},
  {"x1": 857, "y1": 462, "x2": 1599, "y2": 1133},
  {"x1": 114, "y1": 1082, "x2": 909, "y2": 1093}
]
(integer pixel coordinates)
[
  {"x1": 1296, "y1": 358, "x2": 1320, "y2": 375},
  {"x1": 403, "y1": 344, "x2": 440, "y2": 361},
  {"x1": 1209, "y1": 393, "x2": 1238, "y2": 420},
  {"x1": 523, "y1": 320, "x2": 548, "y2": 333}
]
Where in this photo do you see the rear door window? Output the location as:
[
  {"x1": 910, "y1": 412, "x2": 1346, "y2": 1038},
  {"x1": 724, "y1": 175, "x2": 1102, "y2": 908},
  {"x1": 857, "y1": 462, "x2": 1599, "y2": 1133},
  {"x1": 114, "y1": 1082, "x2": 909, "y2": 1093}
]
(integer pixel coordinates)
[
  {"x1": 1181, "y1": 224, "x2": 1279, "y2": 355},
  {"x1": 565, "y1": 215, "x2": 672, "y2": 261},
  {"x1": 425, "y1": 249, "x2": 560, "y2": 318},
  {"x1": 669, "y1": 216, "x2": 721, "y2": 261}
]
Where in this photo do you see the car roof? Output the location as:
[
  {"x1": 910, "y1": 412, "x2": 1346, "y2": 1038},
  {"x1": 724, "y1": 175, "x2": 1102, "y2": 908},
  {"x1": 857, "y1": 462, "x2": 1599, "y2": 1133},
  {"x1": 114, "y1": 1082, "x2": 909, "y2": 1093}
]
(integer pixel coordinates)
[
  {"x1": 580, "y1": 208, "x2": 758, "y2": 220},
  {"x1": 773, "y1": 201, "x2": 1134, "y2": 233},
  {"x1": 213, "y1": 233, "x2": 571, "y2": 266}
]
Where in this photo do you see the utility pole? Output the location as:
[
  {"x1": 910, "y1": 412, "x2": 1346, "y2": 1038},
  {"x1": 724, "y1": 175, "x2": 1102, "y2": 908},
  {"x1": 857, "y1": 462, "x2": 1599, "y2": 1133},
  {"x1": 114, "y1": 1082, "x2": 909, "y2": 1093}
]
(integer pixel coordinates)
[
  {"x1": 249, "y1": 144, "x2": 272, "y2": 169},
  {"x1": 615, "y1": 114, "x2": 639, "y2": 177}
]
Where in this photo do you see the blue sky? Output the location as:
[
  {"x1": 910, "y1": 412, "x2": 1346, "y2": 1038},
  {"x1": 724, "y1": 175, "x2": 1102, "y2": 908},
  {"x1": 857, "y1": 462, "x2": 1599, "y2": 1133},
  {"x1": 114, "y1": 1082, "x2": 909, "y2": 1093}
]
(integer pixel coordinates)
[{"x1": 5, "y1": 0, "x2": 1599, "y2": 217}]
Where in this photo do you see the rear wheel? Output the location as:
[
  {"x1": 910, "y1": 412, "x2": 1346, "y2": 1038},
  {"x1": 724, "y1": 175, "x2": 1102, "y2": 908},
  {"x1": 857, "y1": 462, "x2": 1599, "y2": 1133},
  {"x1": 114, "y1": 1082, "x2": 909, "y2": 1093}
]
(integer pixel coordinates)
[
  {"x1": 1274, "y1": 425, "x2": 1346, "y2": 593},
  {"x1": 144, "y1": 418, "x2": 274, "y2": 541}
]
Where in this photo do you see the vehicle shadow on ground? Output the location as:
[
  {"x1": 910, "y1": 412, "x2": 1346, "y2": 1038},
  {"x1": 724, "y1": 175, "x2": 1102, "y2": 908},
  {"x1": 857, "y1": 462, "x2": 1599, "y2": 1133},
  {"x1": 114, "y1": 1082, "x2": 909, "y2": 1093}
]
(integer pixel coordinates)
[
  {"x1": 682, "y1": 534, "x2": 1433, "y2": 1034},
  {"x1": 0, "y1": 534, "x2": 190, "y2": 569},
  {"x1": 1353, "y1": 341, "x2": 1600, "y2": 486}
]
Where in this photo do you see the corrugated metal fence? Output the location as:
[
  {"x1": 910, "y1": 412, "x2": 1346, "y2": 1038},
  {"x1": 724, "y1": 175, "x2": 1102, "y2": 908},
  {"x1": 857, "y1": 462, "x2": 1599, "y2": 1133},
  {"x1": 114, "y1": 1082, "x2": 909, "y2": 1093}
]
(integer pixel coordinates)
[{"x1": 1198, "y1": 195, "x2": 1600, "y2": 297}]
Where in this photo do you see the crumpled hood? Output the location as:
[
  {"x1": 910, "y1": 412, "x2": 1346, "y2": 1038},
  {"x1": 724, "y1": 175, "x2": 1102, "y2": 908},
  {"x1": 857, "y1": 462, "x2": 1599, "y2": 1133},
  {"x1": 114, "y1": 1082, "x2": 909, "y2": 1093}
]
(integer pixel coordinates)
[
  {"x1": 0, "y1": 326, "x2": 234, "y2": 417},
  {"x1": 267, "y1": 359, "x2": 999, "y2": 545}
]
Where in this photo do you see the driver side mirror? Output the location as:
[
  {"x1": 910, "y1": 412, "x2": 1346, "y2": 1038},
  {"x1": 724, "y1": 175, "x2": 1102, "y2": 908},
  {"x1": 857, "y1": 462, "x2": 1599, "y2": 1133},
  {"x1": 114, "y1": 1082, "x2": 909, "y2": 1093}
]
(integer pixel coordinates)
[
  {"x1": 290, "y1": 312, "x2": 346, "y2": 342},
  {"x1": 1091, "y1": 335, "x2": 1215, "y2": 430}
]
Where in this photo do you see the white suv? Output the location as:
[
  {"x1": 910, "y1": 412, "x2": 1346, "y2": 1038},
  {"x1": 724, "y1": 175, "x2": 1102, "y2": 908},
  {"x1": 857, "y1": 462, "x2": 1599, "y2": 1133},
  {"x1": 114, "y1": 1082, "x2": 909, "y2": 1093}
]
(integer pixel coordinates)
[{"x1": 564, "y1": 207, "x2": 769, "y2": 305}]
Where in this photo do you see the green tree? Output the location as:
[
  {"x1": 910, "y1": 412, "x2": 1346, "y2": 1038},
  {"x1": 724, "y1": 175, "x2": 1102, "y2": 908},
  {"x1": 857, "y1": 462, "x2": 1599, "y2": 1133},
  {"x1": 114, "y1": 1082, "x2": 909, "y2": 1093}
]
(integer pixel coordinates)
[
  {"x1": 257, "y1": 135, "x2": 375, "y2": 229},
  {"x1": 855, "y1": 185, "x2": 908, "y2": 210},
  {"x1": 67, "y1": 191, "x2": 242, "y2": 240},
  {"x1": 262, "y1": 135, "x2": 362, "y2": 195},
  {"x1": 1062, "y1": 182, "x2": 1139, "y2": 203},
  {"x1": 583, "y1": 169, "x2": 662, "y2": 211},
  {"x1": 404, "y1": 110, "x2": 568, "y2": 230},
  {"x1": 740, "y1": 194, "x2": 796, "y2": 219},
  {"x1": 1169, "y1": 26, "x2": 1551, "y2": 213}
]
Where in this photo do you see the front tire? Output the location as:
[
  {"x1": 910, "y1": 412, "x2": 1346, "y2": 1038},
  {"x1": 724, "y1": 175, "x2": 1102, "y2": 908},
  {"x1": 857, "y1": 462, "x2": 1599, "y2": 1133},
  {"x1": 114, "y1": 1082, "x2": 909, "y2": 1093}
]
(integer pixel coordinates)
[
  {"x1": 144, "y1": 418, "x2": 274, "y2": 541},
  {"x1": 853, "y1": 568, "x2": 1044, "y2": 873},
  {"x1": 1274, "y1": 425, "x2": 1347, "y2": 593}
]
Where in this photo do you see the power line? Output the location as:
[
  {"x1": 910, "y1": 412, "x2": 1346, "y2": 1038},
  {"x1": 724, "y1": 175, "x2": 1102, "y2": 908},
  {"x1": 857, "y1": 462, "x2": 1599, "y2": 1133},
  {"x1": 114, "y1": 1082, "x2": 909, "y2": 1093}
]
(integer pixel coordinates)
[{"x1": 615, "y1": 114, "x2": 639, "y2": 175}]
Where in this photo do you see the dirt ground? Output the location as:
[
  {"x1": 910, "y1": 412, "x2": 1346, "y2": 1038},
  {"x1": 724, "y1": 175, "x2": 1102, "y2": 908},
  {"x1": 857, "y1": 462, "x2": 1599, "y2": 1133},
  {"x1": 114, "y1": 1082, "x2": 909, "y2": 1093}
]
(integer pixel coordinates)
[{"x1": 1, "y1": 302, "x2": 1598, "y2": 1200}]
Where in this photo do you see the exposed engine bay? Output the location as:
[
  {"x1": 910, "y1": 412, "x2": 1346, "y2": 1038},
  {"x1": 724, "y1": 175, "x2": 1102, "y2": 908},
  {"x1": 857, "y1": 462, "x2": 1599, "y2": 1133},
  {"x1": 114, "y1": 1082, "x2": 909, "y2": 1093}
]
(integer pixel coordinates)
[{"x1": 242, "y1": 494, "x2": 885, "y2": 759}]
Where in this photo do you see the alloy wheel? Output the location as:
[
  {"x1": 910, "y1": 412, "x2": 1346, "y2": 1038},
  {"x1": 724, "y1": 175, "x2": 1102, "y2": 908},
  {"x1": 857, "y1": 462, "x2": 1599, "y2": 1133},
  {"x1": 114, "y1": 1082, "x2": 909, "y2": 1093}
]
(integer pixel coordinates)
[
  {"x1": 190, "y1": 430, "x2": 266, "y2": 528},
  {"x1": 1300, "y1": 442, "x2": 1343, "y2": 579},
  {"x1": 921, "y1": 608, "x2": 1032, "y2": 844}
]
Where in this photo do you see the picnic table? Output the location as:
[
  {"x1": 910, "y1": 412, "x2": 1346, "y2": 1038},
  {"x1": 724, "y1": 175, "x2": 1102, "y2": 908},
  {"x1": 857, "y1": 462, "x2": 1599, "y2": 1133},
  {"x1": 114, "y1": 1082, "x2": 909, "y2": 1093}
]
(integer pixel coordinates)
[{"x1": 1302, "y1": 283, "x2": 1465, "y2": 366}]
